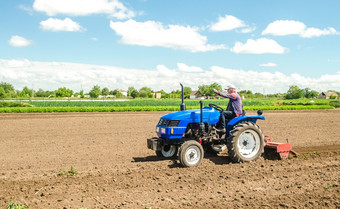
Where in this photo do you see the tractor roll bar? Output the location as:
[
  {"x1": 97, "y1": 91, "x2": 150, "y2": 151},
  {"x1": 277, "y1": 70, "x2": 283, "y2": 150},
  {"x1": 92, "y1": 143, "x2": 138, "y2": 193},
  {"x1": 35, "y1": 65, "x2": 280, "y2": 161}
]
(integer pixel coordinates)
[
  {"x1": 180, "y1": 83, "x2": 186, "y2": 111},
  {"x1": 199, "y1": 100, "x2": 204, "y2": 135}
]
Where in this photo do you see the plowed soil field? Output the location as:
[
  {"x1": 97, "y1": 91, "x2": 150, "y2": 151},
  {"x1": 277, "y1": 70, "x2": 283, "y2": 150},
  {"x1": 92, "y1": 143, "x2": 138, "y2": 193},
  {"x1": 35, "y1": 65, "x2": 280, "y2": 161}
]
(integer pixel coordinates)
[{"x1": 0, "y1": 110, "x2": 339, "y2": 208}]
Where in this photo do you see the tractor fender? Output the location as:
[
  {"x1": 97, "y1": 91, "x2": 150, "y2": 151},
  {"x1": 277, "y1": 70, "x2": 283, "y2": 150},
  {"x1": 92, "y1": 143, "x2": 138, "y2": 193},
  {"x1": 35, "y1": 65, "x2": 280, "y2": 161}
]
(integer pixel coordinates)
[
  {"x1": 225, "y1": 115, "x2": 265, "y2": 139},
  {"x1": 227, "y1": 115, "x2": 265, "y2": 126}
]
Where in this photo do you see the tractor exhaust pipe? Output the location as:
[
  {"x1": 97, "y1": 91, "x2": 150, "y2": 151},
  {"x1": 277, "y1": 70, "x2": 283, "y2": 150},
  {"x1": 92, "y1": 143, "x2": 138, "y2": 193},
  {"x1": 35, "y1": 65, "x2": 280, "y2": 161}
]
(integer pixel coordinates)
[
  {"x1": 180, "y1": 83, "x2": 186, "y2": 111},
  {"x1": 199, "y1": 100, "x2": 204, "y2": 135}
]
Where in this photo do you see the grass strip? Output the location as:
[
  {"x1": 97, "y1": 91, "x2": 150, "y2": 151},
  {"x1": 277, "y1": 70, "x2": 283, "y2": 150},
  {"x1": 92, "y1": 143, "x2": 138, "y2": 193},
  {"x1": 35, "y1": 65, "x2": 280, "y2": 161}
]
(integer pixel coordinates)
[{"x1": 0, "y1": 105, "x2": 334, "y2": 113}]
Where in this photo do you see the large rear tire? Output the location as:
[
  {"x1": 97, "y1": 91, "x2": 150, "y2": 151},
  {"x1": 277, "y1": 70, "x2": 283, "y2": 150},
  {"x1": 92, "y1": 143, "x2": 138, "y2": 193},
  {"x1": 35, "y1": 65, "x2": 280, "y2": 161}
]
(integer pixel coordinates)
[
  {"x1": 156, "y1": 145, "x2": 178, "y2": 158},
  {"x1": 179, "y1": 140, "x2": 204, "y2": 167},
  {"x1": 227, "y1": 122, "x2": 264, "y2": 163}
]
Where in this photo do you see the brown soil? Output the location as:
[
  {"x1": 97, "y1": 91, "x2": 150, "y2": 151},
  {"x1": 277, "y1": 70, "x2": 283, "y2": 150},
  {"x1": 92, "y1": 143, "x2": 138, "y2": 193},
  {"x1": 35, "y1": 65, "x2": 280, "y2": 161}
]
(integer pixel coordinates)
[{"x1": 0, "y1": 109, "x2": 339, "y2": 208}]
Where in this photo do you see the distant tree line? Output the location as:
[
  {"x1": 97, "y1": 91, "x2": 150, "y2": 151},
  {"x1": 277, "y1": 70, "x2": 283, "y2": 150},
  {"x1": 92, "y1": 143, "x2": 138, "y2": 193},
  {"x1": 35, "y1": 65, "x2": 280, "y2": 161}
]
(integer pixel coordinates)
[{"x1": 0, "y1": 81, "x2": 338, "y2": 100}]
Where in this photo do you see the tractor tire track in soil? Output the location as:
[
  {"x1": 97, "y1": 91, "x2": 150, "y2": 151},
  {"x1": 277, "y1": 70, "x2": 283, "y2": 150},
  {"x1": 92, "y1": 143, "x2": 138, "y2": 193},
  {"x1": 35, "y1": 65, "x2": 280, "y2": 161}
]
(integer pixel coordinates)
[{"x1": 0, "y1": 110, "x2": 339, "y2": 208}]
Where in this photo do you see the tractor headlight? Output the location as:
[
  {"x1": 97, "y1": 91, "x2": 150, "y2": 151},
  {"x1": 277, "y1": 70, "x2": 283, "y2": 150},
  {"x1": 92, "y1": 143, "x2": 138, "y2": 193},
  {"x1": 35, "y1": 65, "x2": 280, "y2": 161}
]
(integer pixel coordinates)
[{"x1": 156, "y1": 127, "x2": 167, "y2": 134}]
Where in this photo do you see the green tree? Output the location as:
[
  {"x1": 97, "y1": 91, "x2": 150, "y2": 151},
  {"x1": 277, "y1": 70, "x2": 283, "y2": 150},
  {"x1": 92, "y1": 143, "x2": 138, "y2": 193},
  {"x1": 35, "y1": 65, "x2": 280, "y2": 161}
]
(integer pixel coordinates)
[
  {"x1": 130, "y1": 89, "x2": 139, "y2": 98},
  {"x1": 101, "y1": 87, "x2": 110, "y2": 96},
  {"x1": 198, "y1": 84, "x2": 210, "y2": 96},
  {"x1": 89, "y1": 85, "x2": 101, "y2": 98},
  {"x1": 112, "y1": 90, "x2": 123, "y2": 98},
  {"x1": 254, "y1": 92, "x2": 264, "y2": 98},
  {"x1": 304, "y1": 88, "x2": 319, "y2": 98},
  {"x1": 183, "y1": 87, "x2": 192, "y2": 98},
  {"x1": 0, "y1": 82, "x2": 16, "y2": 98},
  {"x1": 19, "y1": 86, "x2": 33, "y2": 98},
  {"x1": 34, "y1": 89, "x2": 54, "y2": 97},
  {"x1": 0, "y1": 87, "x2": 6, "y2": 99},
  {"x1": 35, "y1": 89, "x2": 45, "y2": 97},
  {"x1": 139, "y1": 86, "x2": 153, "y2": 98},
  {"x1": 169, "y1": 90, "x2": 181, "y2": 98},
  {"x1": 56, "y1": 87, "x2": 73, "y2": 97},
  {"x1": 239, "y1": 90, "x2": 254, "y2": 98},
  {"x1": 128, "y1": 86, "x2": 137, "y2": 97},
  {"x1": 198, "y1": 82, "x2": 222, "y2": 96},
  {"x1": 79, "y1": 90, "x2": 85, "y2": 98},
  {"x1": 0, "y1": 82, "x2": 15, "y2": 92},
  {"x1": 285, "y1": 85, "x2": 304, "y2": 99},
  {"x1": 115, "y1": 91, "x2": 123, "y2": 98},
  {"x1": 267, "y1": 93, "x2": 283, "y2": 98},
  {"x1": 210, "y1": 83, "x2": 222, "y2": 93}
]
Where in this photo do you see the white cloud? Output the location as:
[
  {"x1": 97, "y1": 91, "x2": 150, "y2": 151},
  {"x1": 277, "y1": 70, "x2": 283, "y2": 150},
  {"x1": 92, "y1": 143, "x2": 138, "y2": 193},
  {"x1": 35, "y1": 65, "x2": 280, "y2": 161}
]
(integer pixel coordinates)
[
  {"x1": 1, "y1": 59, "x2": 339, "y2": 94},
  {"x1": 260, "y1": 62, "x2": 277, "y2": 67},
  {"x1": 40, "y1": 18, "x2": 85, "y2": 32},
  {"x1": 210, "y1": 15, "x2": 245, "y2": 31},
  {"x1": 156, "y1": 65, "x2": 178, "y2": 77},
  {"x1": 230, "y1": 38, "x2": 287, "y2": 54},
  {"x1": 19, "y1": 4, "x2": 34, "y2": 15},
  {"x1": 210, "y1": 66, "x2": 340, "y2": 93},
  {"x1": 262, "y1": 20, "x2": 305, "y2": 36},
  {"x1": 110, "y1": 19, "x2": 227, "y2": 52},
  {"x1": 8, "y1": 36, "x2": 33, "y2": 47},
  {"x1": 177, "y1": 63, "x2": 204, "y2": 73},
  {"x1": 262, "y1": 20, "x2": 338, "y2": 38},
  {"x1": 302, "y1": 27, "x2": 337, "y2": 38},
  {"x1": 240, "y1": 26, "x2": 256, "y2": 34},
  {"x1": 32, "y1": 0, "x2": 135, "y2": 19},
  {"x1": 210, "y1": 15, "x2": 255, "y2": 33}
]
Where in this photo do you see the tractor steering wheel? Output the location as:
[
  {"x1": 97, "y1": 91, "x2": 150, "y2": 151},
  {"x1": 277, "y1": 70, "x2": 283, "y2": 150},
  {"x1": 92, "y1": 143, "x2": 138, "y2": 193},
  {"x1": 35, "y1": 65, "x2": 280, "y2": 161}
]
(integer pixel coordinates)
[{"x1": 208, "y1": 104, "x2": 224, "y2": 113}]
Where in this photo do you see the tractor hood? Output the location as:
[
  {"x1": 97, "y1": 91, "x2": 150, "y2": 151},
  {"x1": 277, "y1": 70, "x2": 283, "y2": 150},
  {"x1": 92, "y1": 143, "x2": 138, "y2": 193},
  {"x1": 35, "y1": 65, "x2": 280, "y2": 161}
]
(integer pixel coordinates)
[
  {"x1": 155, "y1": 107, "x2": 220, "y2": 139},
  {"x1": 160, "y1": 107, "x2": 220, "y2": 125}
]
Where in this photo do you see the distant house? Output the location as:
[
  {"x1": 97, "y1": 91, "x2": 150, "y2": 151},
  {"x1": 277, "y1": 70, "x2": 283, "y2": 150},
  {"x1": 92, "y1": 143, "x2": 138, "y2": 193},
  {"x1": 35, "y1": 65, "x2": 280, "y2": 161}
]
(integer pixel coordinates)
[
  {"x1": 115, "y1": 89, "x2": 127, "y2": 97},
  {"x1": 152, "y1": 92, "x2": 162, "y2": 99},
  {"x1": 190, "y1": 91, "x2": 205, "y2": 99},
  {"x1": 318, "y1": 92, "x2": 338, "y2": 99}
]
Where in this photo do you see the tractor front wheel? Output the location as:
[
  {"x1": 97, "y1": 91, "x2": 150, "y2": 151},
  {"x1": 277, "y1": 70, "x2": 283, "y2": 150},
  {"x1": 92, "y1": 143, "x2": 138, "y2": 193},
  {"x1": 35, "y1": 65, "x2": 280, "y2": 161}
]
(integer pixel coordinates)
[
  {"x1": 178, "y1": 140, "x2": 204, "y2": 167},
  {"x1": 156, "y1": 145, "x2": 178, "y2": 158},
  {"x1": 227, "y1": 122, "x2": 264, "y2": 163}
]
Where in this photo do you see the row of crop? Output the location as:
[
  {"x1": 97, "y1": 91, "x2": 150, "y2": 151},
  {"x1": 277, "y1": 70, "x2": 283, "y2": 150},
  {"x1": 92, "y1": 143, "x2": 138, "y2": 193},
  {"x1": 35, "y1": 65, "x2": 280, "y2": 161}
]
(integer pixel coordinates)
[
  {"x1": 25, "y1": 99, "x2": 233, "y2": 107},
  {"x1": 22, "y1": 99, "x2": 319, "y2": 107},
  {"x1": 0, "y1": 106, "x2": 181, "y2": 113},
  {"x1": 330, "y1": 100, "x2": 340, "y2": 107},
  {"x1": 0, "y1": 105, "x2": 334, "y2": 113},
  {"x1": 244, "y1": 105, "x2": 334, "y2": 110},
  {"x1": 281, "y1": 99, "x2": 331, "y2": 106},
  {"x1": 0, "y1": 101, "x2": 33, "y2": 107}
]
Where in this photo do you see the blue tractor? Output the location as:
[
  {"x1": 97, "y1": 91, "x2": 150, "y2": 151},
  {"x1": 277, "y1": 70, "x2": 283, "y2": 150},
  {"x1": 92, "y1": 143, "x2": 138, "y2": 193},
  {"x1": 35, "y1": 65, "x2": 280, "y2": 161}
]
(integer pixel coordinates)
[{"x1": 147, "y1": 84, "x2": 267, "y2": 167}]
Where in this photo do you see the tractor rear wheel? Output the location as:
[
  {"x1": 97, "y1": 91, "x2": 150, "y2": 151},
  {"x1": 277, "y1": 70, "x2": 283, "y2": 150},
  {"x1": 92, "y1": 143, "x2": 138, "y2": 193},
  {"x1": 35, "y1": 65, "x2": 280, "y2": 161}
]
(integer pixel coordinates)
[
  {"x1": 227, "y1": 122, "x2": 264, "y2": 163},
  {"x1": 156, "y1": 145, "x2": 178, "y2": 158},
  {"x1": 179, "y1": 140, "x2": 204, "y2": 167}
]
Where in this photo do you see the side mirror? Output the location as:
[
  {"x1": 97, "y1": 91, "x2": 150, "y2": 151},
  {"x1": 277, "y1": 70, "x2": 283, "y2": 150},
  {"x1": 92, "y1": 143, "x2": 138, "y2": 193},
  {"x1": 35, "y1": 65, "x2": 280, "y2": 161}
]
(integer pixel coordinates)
[{"x1": 257, "y1": 110, "x2": 263, "y2": 116}]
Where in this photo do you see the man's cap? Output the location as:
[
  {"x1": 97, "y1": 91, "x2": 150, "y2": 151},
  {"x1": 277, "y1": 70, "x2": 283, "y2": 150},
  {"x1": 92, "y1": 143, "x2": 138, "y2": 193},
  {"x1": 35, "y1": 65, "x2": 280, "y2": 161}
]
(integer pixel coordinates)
[{"x1": 225, "y1": 84, "x2": 236, "y2": 90}]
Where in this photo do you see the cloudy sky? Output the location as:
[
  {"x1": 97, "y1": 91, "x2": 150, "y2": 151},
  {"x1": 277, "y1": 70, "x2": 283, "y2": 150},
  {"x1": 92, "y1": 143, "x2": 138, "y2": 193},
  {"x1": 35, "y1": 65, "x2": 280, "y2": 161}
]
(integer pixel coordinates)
[{"x1": 1, "y1": 0, "x2": 340, "y2": 94}]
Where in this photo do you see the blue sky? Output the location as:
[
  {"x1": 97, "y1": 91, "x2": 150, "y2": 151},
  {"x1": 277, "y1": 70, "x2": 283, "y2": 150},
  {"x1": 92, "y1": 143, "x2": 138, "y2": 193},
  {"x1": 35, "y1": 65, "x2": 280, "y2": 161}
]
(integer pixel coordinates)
[{"x1": 0, "y1": 0, "x2": 340, "y2": 94}]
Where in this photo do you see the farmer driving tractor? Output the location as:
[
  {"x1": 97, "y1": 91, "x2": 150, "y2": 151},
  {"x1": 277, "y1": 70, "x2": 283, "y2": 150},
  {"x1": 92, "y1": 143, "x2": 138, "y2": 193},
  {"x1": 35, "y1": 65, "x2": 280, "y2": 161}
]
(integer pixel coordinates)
[{"x1": 213, "y1": 84, "x2": 243, "y2": 132}]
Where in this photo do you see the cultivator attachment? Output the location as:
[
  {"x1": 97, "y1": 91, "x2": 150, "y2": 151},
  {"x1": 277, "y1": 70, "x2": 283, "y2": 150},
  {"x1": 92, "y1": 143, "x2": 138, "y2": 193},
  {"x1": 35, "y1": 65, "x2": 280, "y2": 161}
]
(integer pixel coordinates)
[{"x1": 264, "y1": 134, "x2": 298, "y2": 160}]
